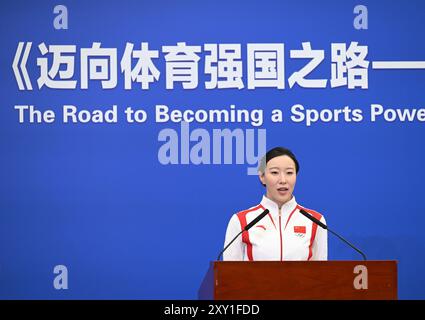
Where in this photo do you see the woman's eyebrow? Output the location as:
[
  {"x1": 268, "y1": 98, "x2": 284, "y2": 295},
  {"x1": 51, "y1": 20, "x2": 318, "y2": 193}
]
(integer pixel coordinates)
[{"x1": 268, "y1": 166, "x2": 295, "y2": 170}]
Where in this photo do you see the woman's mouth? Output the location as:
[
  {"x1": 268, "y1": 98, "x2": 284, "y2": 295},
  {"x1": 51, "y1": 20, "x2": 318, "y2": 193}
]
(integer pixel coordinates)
[{"x1": 277, "y1": 187, "x2": 289, "y2": 195}]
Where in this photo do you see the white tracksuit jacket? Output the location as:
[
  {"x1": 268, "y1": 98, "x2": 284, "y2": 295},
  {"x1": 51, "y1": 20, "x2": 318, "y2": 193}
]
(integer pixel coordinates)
[{"x1": 223, "y1": 195, "x2": 327, "y2": 261}]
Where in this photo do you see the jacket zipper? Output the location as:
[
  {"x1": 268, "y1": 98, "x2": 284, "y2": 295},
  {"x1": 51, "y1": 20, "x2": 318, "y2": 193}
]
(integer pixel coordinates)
[{"x1": 279, "y1": 207, "x2": 283, "y2": 261}]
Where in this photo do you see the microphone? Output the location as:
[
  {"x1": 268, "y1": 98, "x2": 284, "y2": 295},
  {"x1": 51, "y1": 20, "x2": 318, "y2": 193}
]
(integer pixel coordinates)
[
  {"x1": 298, "y1": 208, "x2": 367, "y2": 261},
  {"x1": 217, "y1": 209, "x2": 270, "y2": 261}
]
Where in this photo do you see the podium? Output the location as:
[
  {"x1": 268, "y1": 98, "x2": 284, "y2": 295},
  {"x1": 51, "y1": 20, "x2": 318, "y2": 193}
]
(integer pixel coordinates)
[{"x1": 198, "y1": 261, "x2": 397, "y2": 300}]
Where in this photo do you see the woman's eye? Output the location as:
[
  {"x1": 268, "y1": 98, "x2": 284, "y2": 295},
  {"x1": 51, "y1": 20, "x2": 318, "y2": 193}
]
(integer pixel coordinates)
[
  {"x1": 271, "y1": 171, "x2": 278, "y2": 175},
  {"x1": 286, "y1": 172, "x2": 293, "y2": 175}
]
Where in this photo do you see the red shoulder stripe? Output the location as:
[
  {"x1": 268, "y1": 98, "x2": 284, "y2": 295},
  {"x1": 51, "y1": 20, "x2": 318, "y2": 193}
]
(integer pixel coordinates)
[
  {"x1": 236, "y1": 204, "x2": 262, "y2": 261},
  {"x1": 297, "y1": 206, "x2": 323, "y2": 260}
]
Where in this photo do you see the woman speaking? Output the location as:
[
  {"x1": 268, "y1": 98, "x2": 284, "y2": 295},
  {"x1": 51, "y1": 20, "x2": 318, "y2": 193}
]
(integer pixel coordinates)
[{"x1": 223, "y1": 147, "x2": 328, "y2": 261}]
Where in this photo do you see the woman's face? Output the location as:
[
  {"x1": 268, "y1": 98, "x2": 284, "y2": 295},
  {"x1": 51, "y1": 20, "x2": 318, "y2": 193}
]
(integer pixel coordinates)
[{"x1": 259, "y1": 155, "x2": 297, "y2": 207}]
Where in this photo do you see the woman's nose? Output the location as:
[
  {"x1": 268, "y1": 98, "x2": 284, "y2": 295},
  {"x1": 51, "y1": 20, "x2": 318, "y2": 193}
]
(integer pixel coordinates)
[{"x1": 279, "y1": 172, "x2": 287, "y2": 183}]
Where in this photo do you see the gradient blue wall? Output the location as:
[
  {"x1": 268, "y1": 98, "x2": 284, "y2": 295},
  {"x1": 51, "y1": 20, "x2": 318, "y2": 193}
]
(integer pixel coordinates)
[{"x1": 1, "y1": 0, "x2": 424, "y2": 299}]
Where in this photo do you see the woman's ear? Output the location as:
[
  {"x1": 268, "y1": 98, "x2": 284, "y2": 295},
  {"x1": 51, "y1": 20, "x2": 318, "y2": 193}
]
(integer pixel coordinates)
[{"x1": 258, "y1": 172, "x2": 266, "y2": 186}]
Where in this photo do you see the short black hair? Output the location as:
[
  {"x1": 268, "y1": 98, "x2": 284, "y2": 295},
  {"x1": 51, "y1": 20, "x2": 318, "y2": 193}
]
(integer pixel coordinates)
[{"x1": 259, "y1": 146, "x2": 300, "y2": 174}]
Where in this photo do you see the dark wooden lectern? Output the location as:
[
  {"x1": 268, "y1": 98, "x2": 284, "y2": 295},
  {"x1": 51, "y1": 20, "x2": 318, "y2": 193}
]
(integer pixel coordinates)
[{"x1": 198, "y1": 261, "x2": 397, "y2": 300}]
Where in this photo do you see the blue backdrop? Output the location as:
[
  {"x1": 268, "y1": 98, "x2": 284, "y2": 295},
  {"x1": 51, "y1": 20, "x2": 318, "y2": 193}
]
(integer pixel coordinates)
[{"x1": 1, "y1": 0, "x2": 424, "y2": 299}]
